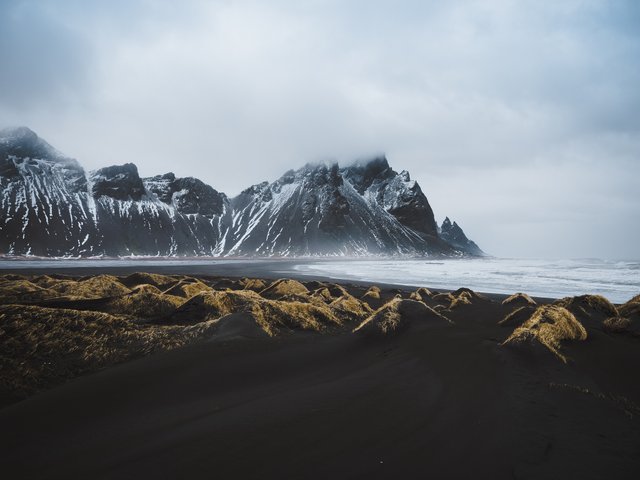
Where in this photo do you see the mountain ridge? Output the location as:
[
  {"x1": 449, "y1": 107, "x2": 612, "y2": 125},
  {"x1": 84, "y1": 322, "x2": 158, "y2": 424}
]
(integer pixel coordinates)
[{"x1": 0, "y1": 127, "x2": 484, "y2": 258}]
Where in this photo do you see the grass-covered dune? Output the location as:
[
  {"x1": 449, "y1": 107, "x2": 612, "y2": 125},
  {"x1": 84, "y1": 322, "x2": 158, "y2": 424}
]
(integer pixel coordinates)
[
  {"x1": 0, "y1": 273, "x2": 639, "y2": 478},
  {"x1": 1, "y1": 273, "x2": 639, "y2": 405}
]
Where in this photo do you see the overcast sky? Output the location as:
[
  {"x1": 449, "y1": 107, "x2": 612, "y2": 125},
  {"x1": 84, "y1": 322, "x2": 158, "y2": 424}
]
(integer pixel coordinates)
[{"x1": 1, "y1": 0, "x2": 639, "y2": 259}]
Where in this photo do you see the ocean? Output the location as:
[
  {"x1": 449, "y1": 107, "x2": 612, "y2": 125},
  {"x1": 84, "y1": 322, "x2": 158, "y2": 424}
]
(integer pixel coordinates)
[
  {"x1": 0, "y1": 257, "x2": 638, "y2": 303},
  {"x1": 294, "y1": 257, "x2": 640, "y2": 303}
]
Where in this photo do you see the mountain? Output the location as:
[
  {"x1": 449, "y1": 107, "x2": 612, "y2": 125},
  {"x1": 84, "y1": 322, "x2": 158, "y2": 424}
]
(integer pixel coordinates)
[
  {"x1": 0, "y1": 127, "x2": 483, "y2": 257},
  {"x1": 228, "y1": 159, "x2": 459, "y2": 255},
  {"x1": 440, "y1": 217, "x2": 483, "y2": 256},
  {"x1": 0, "y1": 127, "x2": 230, "y2": 257}
]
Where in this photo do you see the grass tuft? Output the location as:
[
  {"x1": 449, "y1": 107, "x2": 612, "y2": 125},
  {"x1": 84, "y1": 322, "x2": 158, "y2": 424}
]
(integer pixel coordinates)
[
  {"x1": 259, "y1": 279, "x2": 309, "y2": 299},
  {"x1": 499, "y1": 306, "x2": 536, "y2": 327},
  {"x1": 240, "y1": 278, "x2": 267, "y2": 292},
  {"x1": 354, "y1": 298, "x2": 451, "y2": 336},
  {"x1": 555, "y1": 294, "x2": 617, "y2": 318},
  {"x1": 502, "y1": 305, "x2": 587, "y2": 362},
  {"x1": 361, "y1": 286, "x2": 381, "y2": 300},
  {"x1": 161, "y1": 279, "x2": 212, "y2": 298},
  {"x1": 0, "y1": 304, "x2": 217, "y2": 404},
  {"x1": 502, "y1": 293, "x2": 537, "y2": 307},
  {"x1": 119, "y1": 272, "x2": 176, "y2": 290},
  {"x1": 602, "y1": 316, "x2": 631, "y2": 333},
  {"x1": 618, "y1": 300, "x2": 640, "y2": 321},
  {"x1": 450, "y1": 291, "x2": 473, "y2": 309},
  {"x1": 409, "y1": 287, "x2": 433, "y2": 302}
]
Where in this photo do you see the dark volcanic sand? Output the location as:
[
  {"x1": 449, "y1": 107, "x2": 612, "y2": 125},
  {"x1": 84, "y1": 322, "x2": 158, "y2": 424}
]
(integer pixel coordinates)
[{"x1": 0, "y1": 274, "x2": 639, "y2": 479}]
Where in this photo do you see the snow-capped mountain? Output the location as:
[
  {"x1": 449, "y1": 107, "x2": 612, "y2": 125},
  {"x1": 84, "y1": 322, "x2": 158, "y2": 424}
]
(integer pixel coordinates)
[
  {"x1": 227, "y1": 159, "x2": 458, "y2": 256},
  {"x1": 0, "y1": 127, "x2": 483, "y2": 257},
  {"x1": 0, "y1": 127, "x2": 230, "y2": 256},
  {"x1": 439, "y1": 217, "x2": 483, "y2": 257}
]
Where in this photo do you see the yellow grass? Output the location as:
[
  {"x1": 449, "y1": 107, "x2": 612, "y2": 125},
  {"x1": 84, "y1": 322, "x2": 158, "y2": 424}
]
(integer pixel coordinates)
[
  {"x1": 503, "y1": 305, "x2": 587, "y2": 362},
  {"x1": 502, "y1": 293, "x2": 537, "y2": 307},
  {"x1": 325, "y1": 283, "x2": 350, "y2": 299},
  {"x1": 240, "y1": 278, "x2": 267, "y2": 292},
  {"x1": 0, "y1": 279, "x2": 55, "y2": 304},
  {"x1": 432, "y1": 292, "x2": 455, "y2": 304},
  {"x1": 361, "y1": 286, "x2": 381, "y2": 300},
  {"x1": 409, "y1": 287, "x2": 433, "y2": 302},
  {"x1": 555, "y1": 294, "x2": 618, "y2": 318},
  {"x1": 0, "y1": 274, "x2": 413, "y2": 403},
  {"x1": 499, "y1": 306, "x2": 535, "y2": 327},
  {"x1": 119, "y1": 272, "x2": 176, "y2": 289},
  {"x1": 603, "y1": 316, "x2": 631, "y2": 333},
  {"x1": 48, "y1": 275, "x2": 132, "y2": 299},
  {"x1": 106, "y1": 291, "x2": 185, "y2": 319},
  {"x1": 161, "y1": 279, "x2": 212, "y2": 298},
  {"x1": 130, "y1": 284, "x2": 163, "y2": 295},
  {"x1": 354, "y1": 298, "x2": 451, "y2": 335},
  {"x1": 0, "y1": 304, "x2": 217, "y2": 401},
  {"x1": 354, "y1": 298, "x2": 403, "y2": 334},
  {"x1": 312, "y1": 287, "x2": 334, "y2": 302},
  {"x1": 450, "y1": 291, "x2": 473, "y2": 309},
  {"x1": 625, "y1": 294, "x2": 640, "y2": 304},
  {"x1": 618, "y1": 301, "x2": 640, "y2": 319},
  {"x1": 28, "y1": 274, "x2": 65, "y2": 289},
  {"x1": 428, "y1": 288, "x2": 485, "y2": 310},
  {"x1": 168, "y1": 289, "x2": 343, "y2": 336},
  {"x1": 329, "y1": 293, "x2": 373, "y2": 321},
  {"x1": 259, "y1": 279, "x2": 310, "y2": 299},
  {"x1": 251, "y1": 300, "x2": 340, "y2": 336}
]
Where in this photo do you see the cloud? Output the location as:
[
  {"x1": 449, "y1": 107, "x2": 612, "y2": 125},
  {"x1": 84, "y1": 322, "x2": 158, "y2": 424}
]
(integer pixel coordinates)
[
  {"x1": 0, "y1": 0, "x2": 91, "y2": 109},
  {"x1": 0, "y1": 0, "x2": 638, "y2": 258}
]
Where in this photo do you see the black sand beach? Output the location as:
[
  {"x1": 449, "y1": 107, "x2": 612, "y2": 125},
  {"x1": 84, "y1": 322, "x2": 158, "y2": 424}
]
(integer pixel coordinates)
[{"x1": 1, "y1": 269, "x2": 639, "y2": 479}]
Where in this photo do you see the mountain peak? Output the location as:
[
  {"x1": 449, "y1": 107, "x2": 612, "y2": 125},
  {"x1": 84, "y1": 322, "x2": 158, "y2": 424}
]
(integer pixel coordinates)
[
  {"x1": 341, "y1": 156, "x2": 395, "y2": 196},
  {"x1": 349, "y1": 155, "x2": 389, "y2": 170},
  {"x1": 0, "y1": 126, "x2": 69, "y2": 163},
  {"x1": 345, "y1": 156, "x2": 391, "y2": 181},
  {"x1": 90, "y1": 163, "x2": 145, "y2": 201},
  {"x1": 0, "y1": 126, "x2": 38, "y2": 143},
  {"x1": 440, "y1": 217, "x2": 484, "y2": 256}
]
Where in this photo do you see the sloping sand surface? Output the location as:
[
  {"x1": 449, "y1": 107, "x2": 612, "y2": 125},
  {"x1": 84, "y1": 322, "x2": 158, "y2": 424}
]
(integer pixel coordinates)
[{"x1": 0, "y1": 273, "x2": 639, "y2": 479}]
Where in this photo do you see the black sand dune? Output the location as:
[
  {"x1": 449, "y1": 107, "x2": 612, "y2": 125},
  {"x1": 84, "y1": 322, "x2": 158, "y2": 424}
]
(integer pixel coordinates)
[{"x1": 0, "y1": 273, "x2": 639, "y2": 479}]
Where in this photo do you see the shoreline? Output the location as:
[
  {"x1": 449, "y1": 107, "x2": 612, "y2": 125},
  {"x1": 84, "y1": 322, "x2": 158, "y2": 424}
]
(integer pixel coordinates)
[
  {"x1": 1, "y1": 257, "x2": 637, "y2": 303},
  {"x1": 0, "y1": 264, "x2": 557, "y2": 304}
]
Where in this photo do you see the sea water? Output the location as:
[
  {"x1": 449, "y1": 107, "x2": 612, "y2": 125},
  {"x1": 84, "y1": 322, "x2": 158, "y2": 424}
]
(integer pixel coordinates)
[
  {"x1": 294, "y1": 258, "x2": 640, "y2": 303},
  {"x1": 0, "y1": 257, "x2": 637, "y2": 303}
]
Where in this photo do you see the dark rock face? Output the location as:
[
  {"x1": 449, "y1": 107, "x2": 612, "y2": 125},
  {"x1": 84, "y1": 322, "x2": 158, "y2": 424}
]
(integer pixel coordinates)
[
  {"x1": 143, "y1": 172, "x2": 176, "y2": 203},
  {"x1": 342, "y1": 158, "x2": 440, "y2": 242},
  {"x1": 172, "y1": 177, "x2": 226, "y2": 216},
  {"x1": 341, "y1": 156, "x2": 392, "y2": 195},
  {"x1": 0, "y1": 155, "x2": 20, "y2": 178},
  {"x1": 0, "y1": 127, "x2": 484, "y2": 257},
  {"x1": 144, "y1": 174, "x2": 226, "y2": 217},
  {"x1": 91, "y1": 164, "x2": 146, "y2": 201},
  {"x1": 229, "y1": 162, "x2": 376, "y2": 255},
  {"x1": 440, "y1": 217, "x2": 484, "y2": 256}
]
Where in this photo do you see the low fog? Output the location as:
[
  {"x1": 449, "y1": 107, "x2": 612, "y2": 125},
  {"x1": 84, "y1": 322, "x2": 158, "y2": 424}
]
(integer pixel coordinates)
[{"x1": 1, "y1": 0, "x2": 638, "y2": 259}]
